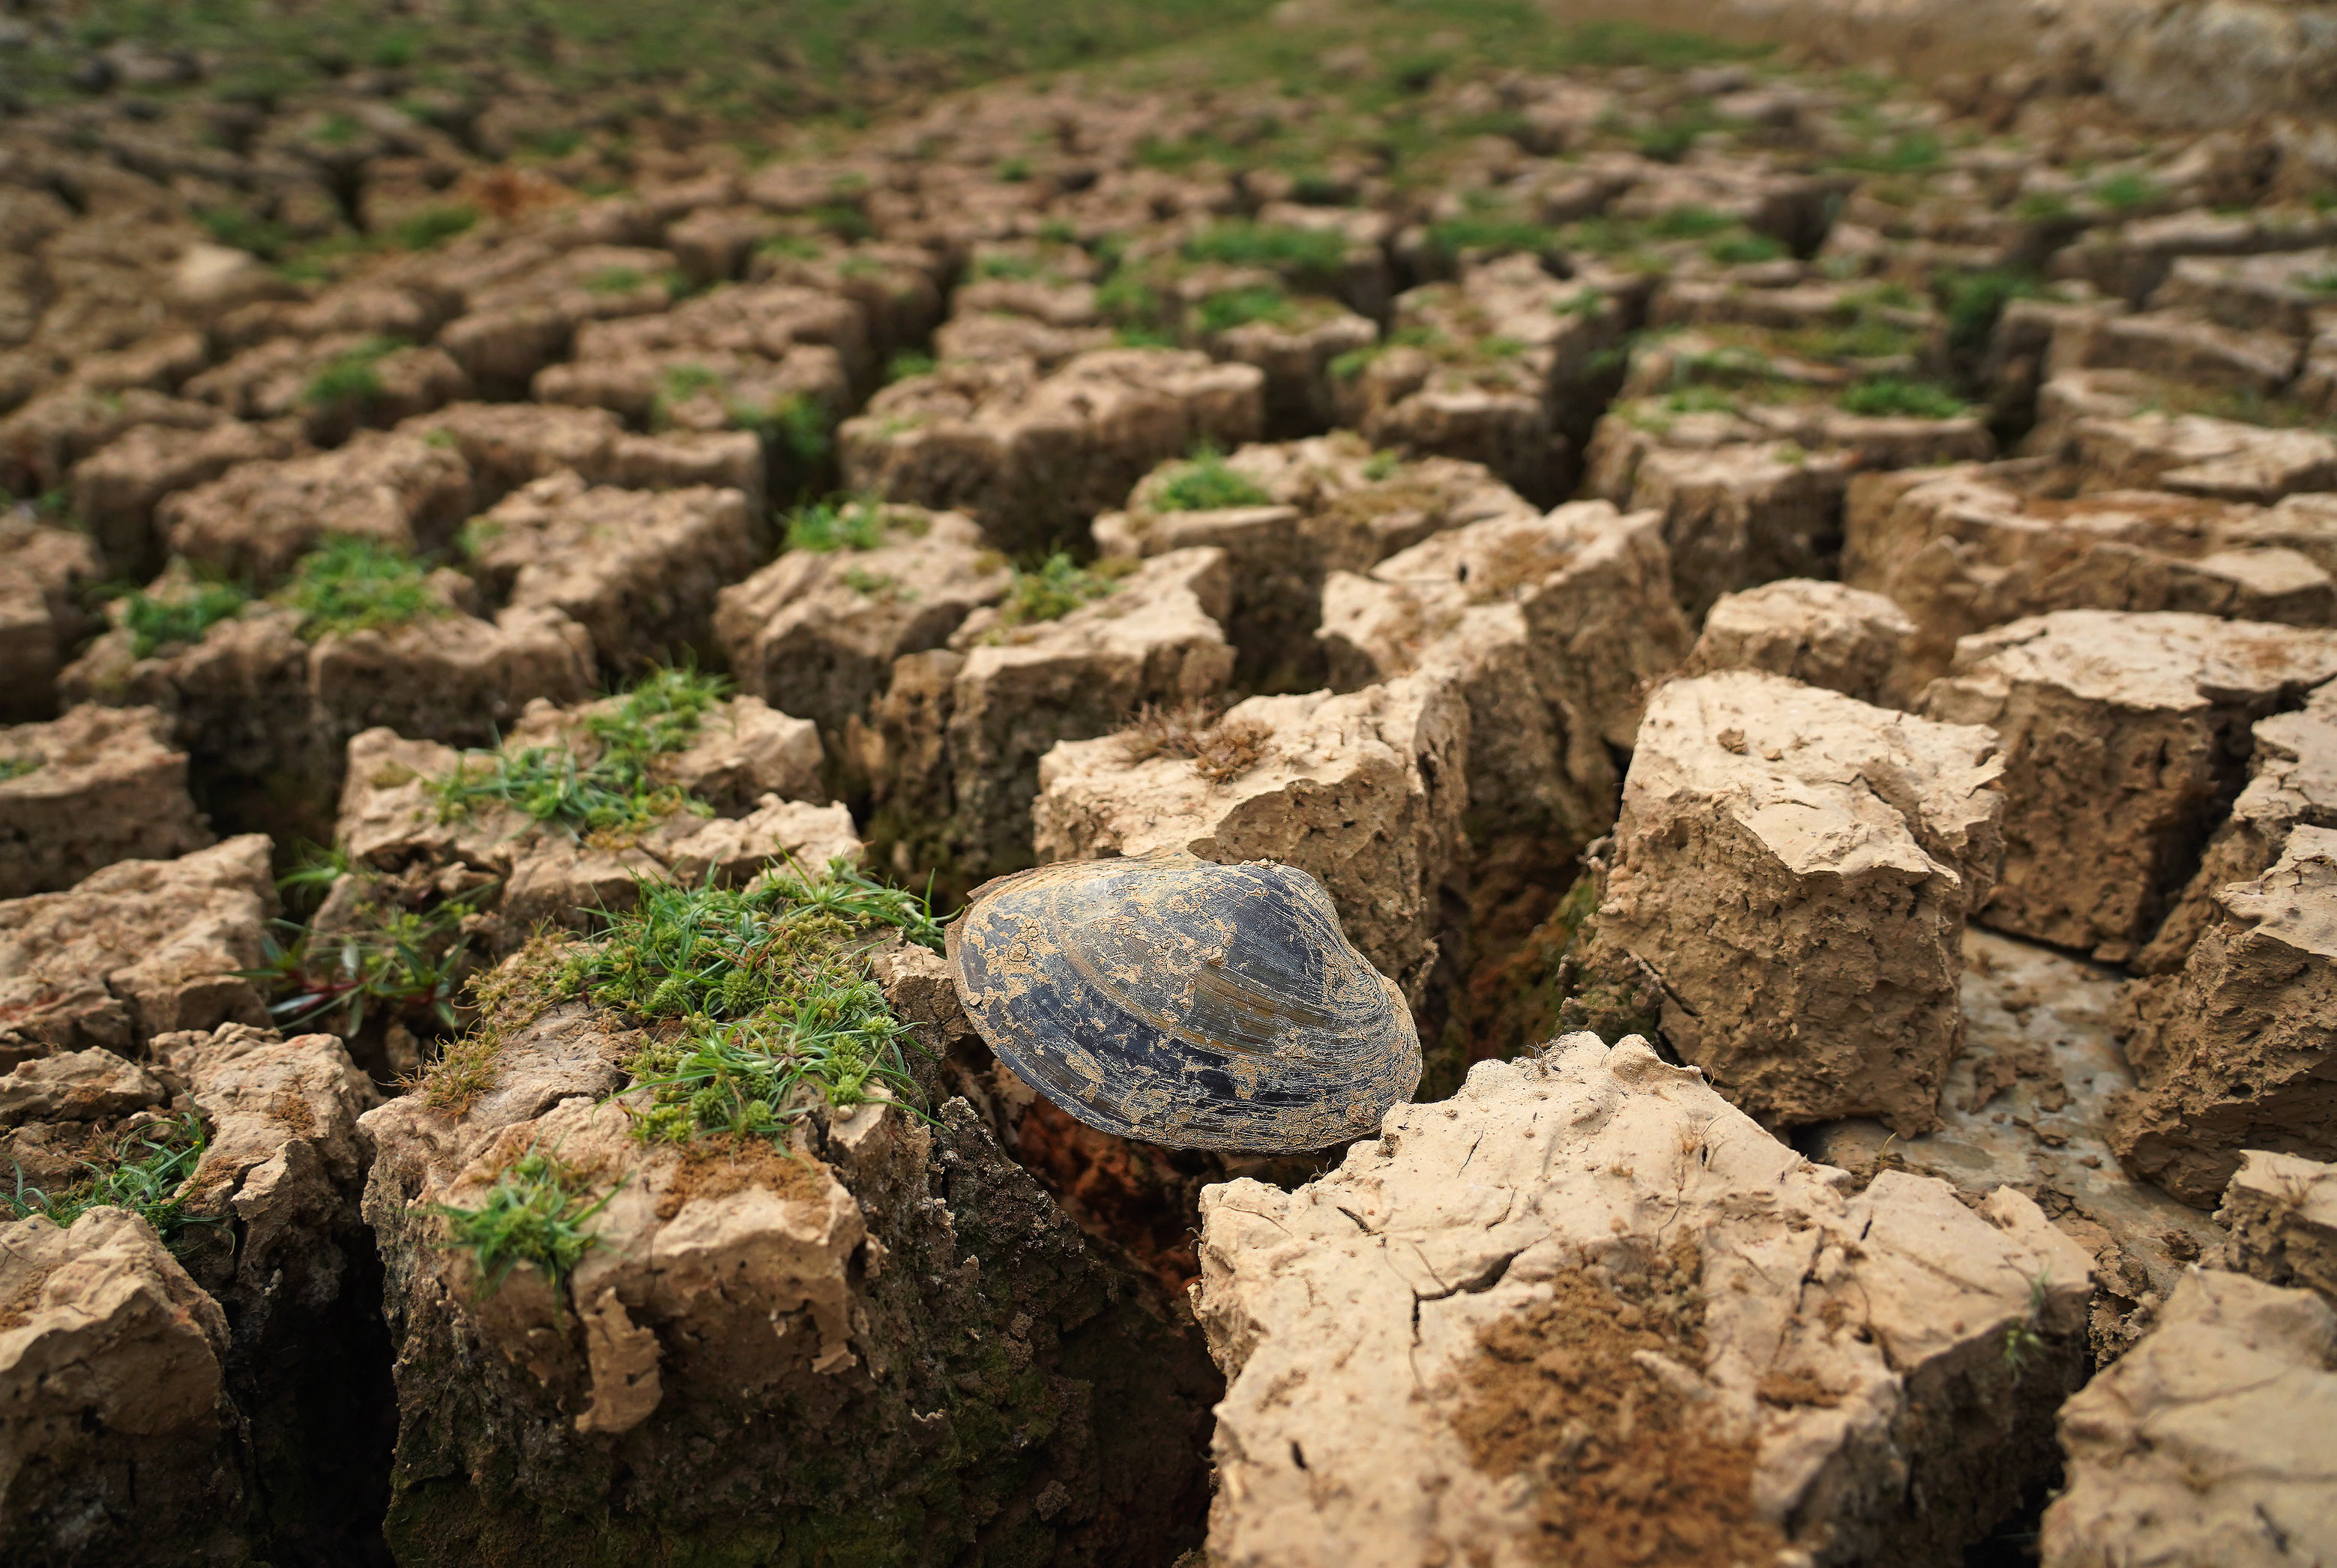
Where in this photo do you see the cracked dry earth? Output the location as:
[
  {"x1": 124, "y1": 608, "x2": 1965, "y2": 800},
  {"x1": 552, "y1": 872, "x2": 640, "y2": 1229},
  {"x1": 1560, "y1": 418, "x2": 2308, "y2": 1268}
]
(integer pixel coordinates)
[{"x1": 5, "y1": 0, "x2": 2337, "y2": 1563}]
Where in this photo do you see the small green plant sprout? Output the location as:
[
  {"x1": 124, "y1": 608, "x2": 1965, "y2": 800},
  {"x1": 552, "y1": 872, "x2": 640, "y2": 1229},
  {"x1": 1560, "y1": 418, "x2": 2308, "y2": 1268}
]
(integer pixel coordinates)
[
  {"x1": 1707, "y1": 231, "x2": 1787, "y2": 265},
  {"x1": 989, "y1": 552, "x2": 1128, "y2": 634},
  {"x1": 1645, "y1": 205, "x2": 1739, "y2": 241},
  {"x1": 785, "y1": 498, "x2": 890, "y2": 553},
  {"x1": 884, "y1": 349, "x2": 937, "y2": 382},
  {"x1": 277, "y1": 535, "x2": 448, "y2": 639},
  {"x1": 433, "y1": 1143, "x2": 617, "y2": 1300},
  {"x1": 1193, "y1": 285, "x2": 1295, "y2": 335},
  {"x1": 750, "y1": 393, "x2": 831, "y2": 464},
  {"x1": 586, "y1": 265, "x2": 650, "y2": 295},
  {"x1": 2002, "y1": 1270, "x2": 2053, "y2": 1381},
  {"x1": 4, "y1": 1113, "x2": 219, "y2": 1247},
  {"x1": 1425, "y1": 214, "x2": 1558, "y2": 261},
  {"x1": 432, "y1": 666, "x2": 729, "y2": 839},
  {"x1": 1838, "y1": 378, "x2": 1968, "y2": 419},
  {"x1": 839, "y1": 567, "x2": 907, "y2": 601},
  {"x1": 300, "y1": 337, "x2": 405, "y2": 411},
  {"x1": 241, "y1": 860, "x2": 491, "y2": 1039},
  {"x1": 2092, "y1": 170, "x2": 2162, "y2": 214},
  {"x1": 1152, "y1": 445, "x2": 1274, "y2": 512},
  {"x1": 1362, "y1": 449, "x2": 1404, "y2": 481},
  {"x1": 996, "y1": 156, "x2": 1032, "y2": 182},
  {"x1": 0, "y1": 754, "x2": 40, "y2": 783},
  {"x1": 121, "y1": 575, "x2": 250, "y2": 658},
  {"x1": 570, "y1": 859, "x2": 944, "y2": 1145},
  {"x1": 388, "y1": 204, "x2": 477, "y2": 253}
]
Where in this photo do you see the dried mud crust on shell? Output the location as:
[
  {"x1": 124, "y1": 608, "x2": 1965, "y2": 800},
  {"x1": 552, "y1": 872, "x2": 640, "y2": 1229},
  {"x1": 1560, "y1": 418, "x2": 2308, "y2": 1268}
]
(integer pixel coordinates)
[{"x1": 947, "y1": 848, "x2": 1421, "y2": 1152}]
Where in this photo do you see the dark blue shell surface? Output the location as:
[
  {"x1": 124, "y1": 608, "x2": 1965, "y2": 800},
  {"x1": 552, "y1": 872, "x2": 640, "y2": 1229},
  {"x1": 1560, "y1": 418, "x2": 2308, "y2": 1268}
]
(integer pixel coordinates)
[{"x1": 944, "y1": 848, "x2": 1421, "y2": 1152}]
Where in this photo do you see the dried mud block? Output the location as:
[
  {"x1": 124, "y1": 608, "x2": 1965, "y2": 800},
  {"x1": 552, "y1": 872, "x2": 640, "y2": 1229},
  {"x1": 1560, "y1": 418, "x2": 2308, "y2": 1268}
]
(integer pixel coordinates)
[
  {"x1": 1847, "y1": 468, "x2": 2337, "y2": 690},
  {"x1": 68, "y1": 417, "x2": 304, "y2": 579},
  {"x1": 2153, "y1": 247, "x2": 2337, "y2": 341},
  {"x1": 0, "y1": 835, "x2": 274, "y2": 1067},
  {"x1": 2028, "y1": 370, "x2": 2337, "y2": 501},
  {"x1": 2140, "y1": 678, "x2": 2337, "y2": 972},
  {"x1": 714, "y1": 505, "x2": 1007, "y2": 738},
  {"x1": 865, "y1": 548, "x2": 1235, "y2": 882},
  {"x1": 2039, "y1": 1270, "x2": 2337, "y2": 1568},
  {"x1": 1802, "y1": 928, "x2": 2226, "y2": 1362},
  {"x1": 1034, "y1": 675, "x2": 1467, "y2": 1002},
  {"x1": 1193, "y1": 1034, "x2": 2094, "y2": 1568},
  {"x1": 1198, "y1": 296, "x2": 1377, "y2": 440},
  {"x1": 156, "y1": 431, "x2": 475, "y2": 584},
  {"x1": 534, "y1": 280, "x2": 873, "y2": 406},
  {"x1": 1094, "y1": 438, "x2": 1536, "y2": 691},
  {"x1": 2216, "y1": 1150, "x2": 2337, "y2": 1306},
  {"x1": 0, "y1": 1207, "x2": 252, "y2": 1566},
  {"x1": 840, "y1": 348, "x2": 1265, "y2": 554},
  {"x1": 1583, "y1": 672, "x2": 2005, "y2": 1134},
  {"x1": 1921, "y1": 611, "x2": 2337, "y2": 960},
  {"x1": 932, "y1": 311, "x2": 1115, "y2": 370},
  {"x1": 145, "y1": 1022, "x2": 390, "y2": 1563},
  {"x1": 0, "y1": 516, "x2": 100, "y2": 723},
  {"x1": 748, "y1": 240, "x2": 946, "y2": 364},
  {"x1": 0, "y1": 704, "x2": 210, "y2": 899},
  {"x1": 2114, "y1": 828, "x2": 2337, "y2": 1207},
  {"x1": 2046, "y1": 307, "x2": 2305, "y2": 398},
  {"x1": 335, "y1": 696, "x2": 844, "y2": 937},
  {"x1": 1339, "y1": 255, "x2": 1626, "y2": 504},
  {"x1": 435, "y1": 244, "x2": 678, "y2": 393},
  {"x1": 357, "y1": 959, "x2": 1216, "y2": 1563},
  {"x1": 1622, "y1": 440, "x2": 1861, "y2": 622},
  {"x1": 398, "y1": 401, "x2": 627, "y2": 504},
  {"x1": 1681, "y1": 579, "x2": 1915, "y2": 706},
  {"x1": 1318, "y1": 501, "x2": 1691, "y2": 854},
  {"x1": 181, "y1": 332, "x2": 472, "y2": 445},
  {"x1": 465, "y1": 473, "x2": 766, "y2": 676},
  {"x1": 0, "y1": 385, "x2": 220, "y2": 498}
]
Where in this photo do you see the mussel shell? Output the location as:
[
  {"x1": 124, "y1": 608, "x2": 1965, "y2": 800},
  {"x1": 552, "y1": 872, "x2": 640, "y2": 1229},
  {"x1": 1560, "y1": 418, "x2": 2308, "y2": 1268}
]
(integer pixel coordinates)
[{"x1": 945, "y1": 848, "x2": 1421, "y2": 1152}]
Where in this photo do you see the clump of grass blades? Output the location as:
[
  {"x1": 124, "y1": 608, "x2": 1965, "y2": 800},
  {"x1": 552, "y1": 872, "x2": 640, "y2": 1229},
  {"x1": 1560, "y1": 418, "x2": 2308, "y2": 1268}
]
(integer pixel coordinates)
[
  {"x1": 1153, "y1": 446, "x2": 1273, "y2": 511},
  {"x1": 434, "y1": 1144, "x2": 615, "y2": 1297},
  {"x1": 568, "y1": 860, "x2": 943, "y2": 1145},
  {"x1": 785, "y1": 498, "x2": 889, "y2": 553},
  {"x1": 0, "y1": 756, "x2": 38, "y2": 783},
  {"x1": 1180, "y1": 222, "x2": 1349, "y2": 289},
  {"x1": 241, "y1": 857, "x2": 490, "y2": 1039},
  {"x1": 4, "y1": 1113, "x2": 218, "y2": 1246},
  {"x1": 432, "y1": 667, "x2": 728, "y2": 837},
  {"x1": 279, "y1": 535, "x2": 447, "y2": 639},
  {"x1": 122, "y1": 579, "x2": 249, "y2": 658},
  {"x1": 1838, "y1": 377, "x2": 1967, "y2": 418},
  {"x1": 300, "y1": 337, "x2": 405, "y2": 409},
  {"x1": 990, "y1": 552, "x2": 1127, "y2": 631},
  {"x1": 1194, "y1": 286, "x2": 1295, "y2": 334}
]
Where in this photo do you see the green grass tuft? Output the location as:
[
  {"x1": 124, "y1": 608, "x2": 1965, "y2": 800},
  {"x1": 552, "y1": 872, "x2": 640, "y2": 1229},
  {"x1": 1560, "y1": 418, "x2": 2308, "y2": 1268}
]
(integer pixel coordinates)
[
  {"x1": 4, "y1": 1114, "x2": 219, "y2": 1247},
  {"x1": 1153, "y1": 447, "x2": 1275, "y2": 510},
  {"x1": 785, "y1": 498, "x2": 890, "y2": 553},
  {"x1": 278, "y1": 535, "x2": 447, "y2": 639},
  {"x1": 1707, "y1": 232, "x2": 1786, "y2": 265},
  {"x1": 432, "y1": 666, "x2": 729, "y2": 838},
  {"x1": 1426, "y1": 215, "x2": 1558, "y2": 259},
  {"x1": 1838, "y1": 377, "x2": 1968, "y2": 419},
  {"x1": 1180, "y1": 222, "x2": 1349, "y2": 289},
  {"x1": 0, "y1": 756, "x2": 40, "y2": 783},
  {"x1": 122, "y1": 579, "x2": 250, "y2": 658},
  {"x1": 1194, "y1": 285, "x2": 1295, "y2": 334},
  {"x1": 387, "y1": 204, "x2": 478, "y2": 252},
  {"x1": 241, "y1": 854, "x2": 490, "y2": 1040},
  {"x1": 885, "y1": 350, "x2": 938, "y2": 382},
  {"x1": 991, "y1": 552, "x2": 1126, "y2": 632},
  {"x1": 301, "y1": 337, "x2": 405, "y2": 410},
  {"x1": 434, "y1": 1145, "x2": 617, "y2": 1297},
  {"x1": 570, "y1": 859, "x2": 943, "y2": 1145}
]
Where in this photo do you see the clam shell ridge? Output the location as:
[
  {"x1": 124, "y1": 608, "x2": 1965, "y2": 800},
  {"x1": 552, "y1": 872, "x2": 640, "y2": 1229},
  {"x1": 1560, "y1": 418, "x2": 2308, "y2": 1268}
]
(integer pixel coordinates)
[{"x1": 945, "y1": 848, "x2": 1422, "y2": 1152}]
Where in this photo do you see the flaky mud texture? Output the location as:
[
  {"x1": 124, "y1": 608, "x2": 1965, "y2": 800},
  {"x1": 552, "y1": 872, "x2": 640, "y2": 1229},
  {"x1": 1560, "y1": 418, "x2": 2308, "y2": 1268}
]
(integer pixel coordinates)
[{"x1": 1450, "y1": 1245, "x2": 1787, "y2": 1568}]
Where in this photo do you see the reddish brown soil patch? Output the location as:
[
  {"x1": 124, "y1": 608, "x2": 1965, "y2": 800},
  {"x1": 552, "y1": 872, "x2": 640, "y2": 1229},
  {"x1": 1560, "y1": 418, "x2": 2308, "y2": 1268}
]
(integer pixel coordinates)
[{"x1": 1450, "y1": 1242, "x2": 1788, "y2": 1568}]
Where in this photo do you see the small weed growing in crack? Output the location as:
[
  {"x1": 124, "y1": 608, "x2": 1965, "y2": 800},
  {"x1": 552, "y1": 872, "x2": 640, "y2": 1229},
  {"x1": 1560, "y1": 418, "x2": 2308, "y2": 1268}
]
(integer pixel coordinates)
[
  {"x1": 785, "y1": 497, "x2": 891, "y2": 552},
  {"x1": 299, "y1": 337, "x2": 406, "y2": 411},
  {"x1": 2002, "y1": 1271, "x2": 2053, "y2": 1381},
  {"x1": 569, "y1": 858, "x2": 943, "y2": 1145},
  {"x1": 1153, "y1": 444, "x2": 1273, "y2": 511},
  {"x1": 435, "y1": 1143, "x2": 618, "y2": 1297},
  {"x1": 1838, "y1": 377, "x2": 1967, "y2": 419},
  {"x1": 241, "y1": 853, "x2": 492, "y2": 1038},
  {"x1": 986, "y1": 552, "x2": 1131, "y2": 635},
  {"x1": 4, "y1": 1113, "x2": 219, "y2": 1247}
]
